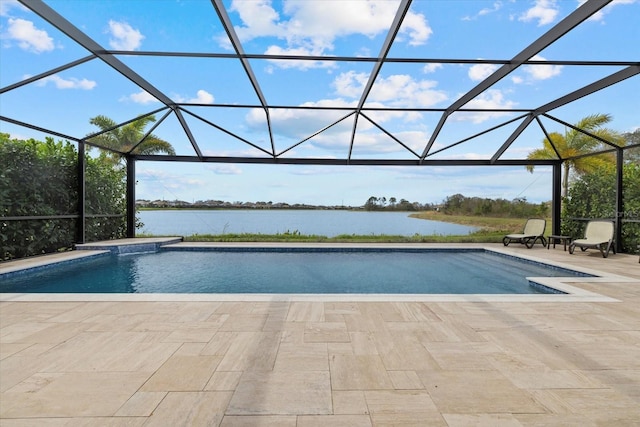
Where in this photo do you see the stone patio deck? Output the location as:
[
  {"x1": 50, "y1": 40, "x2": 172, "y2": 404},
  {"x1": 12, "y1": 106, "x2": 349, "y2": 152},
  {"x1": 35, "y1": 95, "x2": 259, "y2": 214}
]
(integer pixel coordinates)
[{"x1": 1, "y1": 243, "x2": 639, "y2": 426}]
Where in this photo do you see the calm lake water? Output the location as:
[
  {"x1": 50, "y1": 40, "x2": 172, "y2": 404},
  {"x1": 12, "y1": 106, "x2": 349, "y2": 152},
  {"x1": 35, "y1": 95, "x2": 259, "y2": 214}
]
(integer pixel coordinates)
[{"x1": 138, "y1": 210, "x2": 477, "y2": 237}]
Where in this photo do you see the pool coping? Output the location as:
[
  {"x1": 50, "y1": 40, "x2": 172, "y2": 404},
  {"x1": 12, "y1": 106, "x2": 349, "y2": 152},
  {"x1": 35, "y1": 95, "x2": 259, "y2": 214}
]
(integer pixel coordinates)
[{"x1": 1, "y1": 241, "x2": 635, "y2": 303}]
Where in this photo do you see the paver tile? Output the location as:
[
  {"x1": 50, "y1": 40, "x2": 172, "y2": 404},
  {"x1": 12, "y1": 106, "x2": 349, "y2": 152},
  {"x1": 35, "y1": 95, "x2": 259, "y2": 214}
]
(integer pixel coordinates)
[
  {"x1": 227, "y1": 371, "x2": 332, "y2": 415},
  {"x1": 1, "y1": 372, "x2": 149, "y2": 418},
  {"x1": 140, "y1": 355, "x2": 220, "y2": 391},
  {"x1": 417, "y1": 370, "x2": 546, "y2": 414},
  {"x1": 220, "y1": 415, "x2": 297, "y2": 426},
  {"x1": 330, "y1": 354, "x2": 393, "y2": 390},
  {"x1": 297, "y1": 414, "x2": 372, "y2": 427},
  {"x1": 143, "y1": 391, "x2": 232, "y2": 426}
]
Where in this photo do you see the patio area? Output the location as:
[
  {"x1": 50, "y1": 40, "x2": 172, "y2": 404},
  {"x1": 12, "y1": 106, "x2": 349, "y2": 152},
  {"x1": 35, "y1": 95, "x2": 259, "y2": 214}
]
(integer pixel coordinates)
[{"x1": 1, "y1": 243, "x2": 639, "y2": 426}]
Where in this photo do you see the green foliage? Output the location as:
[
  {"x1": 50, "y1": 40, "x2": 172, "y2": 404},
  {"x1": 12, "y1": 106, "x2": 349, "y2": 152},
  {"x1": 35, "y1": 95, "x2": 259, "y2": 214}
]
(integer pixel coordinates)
[
  {"x1": 86, "y1": 114, "x2": 175, "y2": 164},
  {"x1": 1, "y1": 133, "x2": 127, "y2": 260},
  {"x1": 364, "y1": 196, "x2": 423, "y2": 211},
  {"x1": 441, "y1": 194, "x2": 548, "y2": 218},
  {"x1": 562, "y1": 163, "x2": 640, "y2": 253},
  {"x1": 182, "y1": 230, "x2": 506, "y2": 244},
  {"x1": 526, "y1": 113, "x2": 623, "y2": 197}
]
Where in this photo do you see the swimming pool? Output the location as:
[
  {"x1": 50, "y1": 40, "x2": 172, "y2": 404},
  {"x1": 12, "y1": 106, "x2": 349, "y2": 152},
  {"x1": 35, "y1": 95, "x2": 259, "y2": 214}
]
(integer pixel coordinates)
[{"x1": 0, "y1": 248, "x2": 592, "y2": 294}]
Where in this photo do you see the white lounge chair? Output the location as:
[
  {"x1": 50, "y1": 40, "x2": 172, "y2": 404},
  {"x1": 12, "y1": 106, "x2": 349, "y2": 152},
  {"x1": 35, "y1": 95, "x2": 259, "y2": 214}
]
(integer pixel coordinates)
[
  {"x1": 503, "y1": 218, "x2": 547, "y2": 249},
  {"x1": 569, "y1": 220, "x2": 616, "y2": 258}
]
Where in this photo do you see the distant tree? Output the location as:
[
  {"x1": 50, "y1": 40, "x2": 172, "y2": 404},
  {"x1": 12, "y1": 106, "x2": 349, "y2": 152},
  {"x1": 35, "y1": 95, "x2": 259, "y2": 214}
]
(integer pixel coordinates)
[
  {"x1": 441, "y1": 193, "x2": 546, "y2": 218},
  {"x1": 622, "y1": 129, "x2": 639, "y2": 163},
  {"x1": 526, "y1": 114, "x2": 623, "y2": 197},
  {"x1": 364, "y1": 196, "x2": 378, "y2": 211},
  {"x1": 87, "y1": 115, "x2": 175, "y2": 163}
]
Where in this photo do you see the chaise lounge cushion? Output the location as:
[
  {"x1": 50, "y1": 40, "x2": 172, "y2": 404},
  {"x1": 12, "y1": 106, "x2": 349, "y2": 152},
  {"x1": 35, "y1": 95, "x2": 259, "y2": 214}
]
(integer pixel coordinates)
[
  {"x1": 502, "y1": 218, "x2": 547, "y2": 249},
  {"x1": 569, "y1": 220, "x2": 615, "y2": 258}
]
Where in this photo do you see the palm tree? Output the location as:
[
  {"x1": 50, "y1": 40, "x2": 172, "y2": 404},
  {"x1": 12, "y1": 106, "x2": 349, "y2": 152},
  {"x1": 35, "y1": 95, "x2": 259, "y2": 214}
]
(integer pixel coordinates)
[
  {"x1": 526, "y1": 114, "x2": 622, "y2": 197},
  {"x1": 87, "y1": 115, "x2": 176, "y2": 163}
]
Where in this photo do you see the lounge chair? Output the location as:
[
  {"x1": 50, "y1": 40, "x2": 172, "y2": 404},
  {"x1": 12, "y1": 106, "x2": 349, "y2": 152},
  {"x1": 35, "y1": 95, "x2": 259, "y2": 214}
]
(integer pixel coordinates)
[
  {"x1": 502, "y1": 218, "x2": 547, "y2": 249},
  {"x1": 569, "y1": 220, "x2": 616, "y2": 258}
]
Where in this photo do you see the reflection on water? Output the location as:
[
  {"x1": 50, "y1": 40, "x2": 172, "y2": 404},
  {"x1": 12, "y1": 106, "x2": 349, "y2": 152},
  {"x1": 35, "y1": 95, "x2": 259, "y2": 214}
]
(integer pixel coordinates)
[
  {"x1": 1, "y1": 250, "x2": 588, "y2": 294},
  {"x1": 138, "y1": 210, "x2": 477, "y2": 237}
]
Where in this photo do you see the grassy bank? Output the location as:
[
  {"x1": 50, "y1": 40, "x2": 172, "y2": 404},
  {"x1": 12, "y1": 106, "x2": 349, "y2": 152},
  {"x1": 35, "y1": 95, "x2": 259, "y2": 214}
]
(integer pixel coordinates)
[
  {"x1": 173, "y1": 213, "x2": 531, "y2": 244},
  {"x1": 408, "y1": 211, "x2": 528, "y2": 232}
]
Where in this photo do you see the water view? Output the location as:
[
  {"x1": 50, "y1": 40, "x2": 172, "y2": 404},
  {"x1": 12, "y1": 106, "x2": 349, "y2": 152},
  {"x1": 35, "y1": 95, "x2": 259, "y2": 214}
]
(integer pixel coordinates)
[{"x1": 138, "y1": 210, "x2": 478, "y2": 237}]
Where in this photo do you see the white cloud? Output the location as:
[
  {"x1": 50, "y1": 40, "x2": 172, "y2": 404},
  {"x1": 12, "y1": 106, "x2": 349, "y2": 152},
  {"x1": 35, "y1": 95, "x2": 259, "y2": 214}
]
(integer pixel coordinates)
[
  {"x1": 108, "y1": 20, "x2": 144, "y2": 50},
  {"x1": 423, "y1": 63, "x2": 443, "y2": 74},
  {"x1": 579, "y1": 0, "x2": 638, "y2": 22},
  {"x1": 371, "y1": 74, "x2": 448, "y2": 107},
  {"x1": 522, "y1": 54, "x2": 563, "y2": 80},
  {"x1": 246, "y1": 99, "x2": 357, "y2": 141},
  {"x1": 226, "y1": 0, "x2": 432, "y2": 69},
  {"x1": 309, "y1": 127, "x2": 430, "y2": 155},
  {"x1": 333, "y1": 71, "x2": 448, "y2": 109},
  {"x1": 231, "y1": 0, "x2": 286, "y2": 40},
  {"x1": 175, "y1": 90, "x2": 215, "y2": 104},
  {"x1": 173, "y1": 89, "x2": 214, "y2": 104},
  {"x1": 245, "y1": 71, "x2": 448, "y2": 148},
  {"x1": 333, "y1": 71, "x2": 370, "y2": 98},
  {"x1": 245, "y1": 99, "x2": 432, "y2": 155},
  {"x1": 519, "y1": 0, "x2": 559, "y2": 26},
  {"x1": 207, "y1": 164, "x2": 243, "y2": 175},
  {"x1": 398, "y1": 9, "x2": 432, "y2": 46},
  {"x1": 462, "y1": 1, "x2": 504, "y2": 20},
  {"x1": 451, "y1": 89, "x2": 517, "y2": 124},
  {"x1": 468, "y1": 63, "x2": 499, "y2": 81},
  {"x1": 191, "y1": 90, "x2": 215, "y2": 104},
  {"x1": 6, "y1": 18, "x2": 54, "y2": 53},
  {"x1": 36, "y1": 74, "x2": 96, "y2": 90},
  {"x1": 0, "y1": 0, "x2": 27, "y2": 17},
  {"x1": 263, "y1": 45, "x2": 337, "y2": 70},
  {"x1": 122, "y1": 90, "x2": 159, "y2": 104},
  {"x1": 137, "y1": 168, "x2": 207, "y2": 193}
]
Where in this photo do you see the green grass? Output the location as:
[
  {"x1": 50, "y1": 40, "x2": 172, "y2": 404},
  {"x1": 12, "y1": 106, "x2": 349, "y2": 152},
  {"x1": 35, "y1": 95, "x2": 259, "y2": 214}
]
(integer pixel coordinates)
[
  {"x1": 181, "y1": 232, "x2": 504, "y2": 244},
  {"x1": 408, "y1": 211, "x2": 530, "y2": 232}
]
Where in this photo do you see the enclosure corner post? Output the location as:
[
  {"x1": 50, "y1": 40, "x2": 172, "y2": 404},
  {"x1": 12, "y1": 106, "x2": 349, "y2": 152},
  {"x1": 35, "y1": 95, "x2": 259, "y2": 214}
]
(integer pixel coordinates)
[
  {"x1": 615, "y1": 148, "x2": 623, "y2": 253},
  {"x1": 76, "y1": 141, "x2": 86, "y2": 244},
  {"x1": 551, "y1": 161, "x2": 562, "y2": 236},
  {"x1": 126, "y1": 156, "x2": 136, "y2": 238}
]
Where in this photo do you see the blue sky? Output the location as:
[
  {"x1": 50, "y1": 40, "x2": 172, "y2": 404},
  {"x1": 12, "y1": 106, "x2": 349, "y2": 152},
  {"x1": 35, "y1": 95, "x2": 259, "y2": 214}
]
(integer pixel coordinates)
[{"x1": 1, "y1": 0, "x2": 638, "y2": 206}]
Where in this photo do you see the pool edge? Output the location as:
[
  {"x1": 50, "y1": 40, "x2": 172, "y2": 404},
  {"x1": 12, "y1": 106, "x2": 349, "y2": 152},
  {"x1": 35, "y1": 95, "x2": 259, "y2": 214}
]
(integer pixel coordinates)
[{"x1": 2, "y1": 242, "x2": 634, "y2": 303}]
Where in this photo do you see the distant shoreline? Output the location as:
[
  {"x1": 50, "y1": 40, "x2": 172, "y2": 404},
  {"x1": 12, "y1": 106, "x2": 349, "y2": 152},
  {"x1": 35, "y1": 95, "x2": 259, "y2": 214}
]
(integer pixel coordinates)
[{"x1": 138, "y1": 206, "x2": 362, "y2": 211}]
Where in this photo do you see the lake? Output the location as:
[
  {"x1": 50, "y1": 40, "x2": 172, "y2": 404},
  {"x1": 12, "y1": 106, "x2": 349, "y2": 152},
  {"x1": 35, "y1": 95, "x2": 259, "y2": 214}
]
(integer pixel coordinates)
[{"x1": 137, "y1": 210, "x2": 478, "y2": 237}]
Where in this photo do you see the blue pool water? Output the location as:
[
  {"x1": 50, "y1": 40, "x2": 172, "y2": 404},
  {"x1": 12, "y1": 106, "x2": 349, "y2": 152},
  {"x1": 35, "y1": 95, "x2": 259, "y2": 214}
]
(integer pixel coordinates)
[{"x1": 0, "y1": 249, "x2": 591, "y2": 294}]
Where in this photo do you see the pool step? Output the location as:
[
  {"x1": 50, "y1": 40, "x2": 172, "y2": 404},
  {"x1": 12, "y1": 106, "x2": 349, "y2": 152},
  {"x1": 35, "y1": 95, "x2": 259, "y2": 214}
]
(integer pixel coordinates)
[{"x1": 75, "y1": 237, "x2": 183, "y2": 254}]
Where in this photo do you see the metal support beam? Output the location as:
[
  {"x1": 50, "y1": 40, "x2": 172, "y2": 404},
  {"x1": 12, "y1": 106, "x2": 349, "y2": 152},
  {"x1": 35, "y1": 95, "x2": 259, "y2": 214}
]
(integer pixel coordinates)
[
  {"x1": 76, "y1": 141, "x2": 86, "y2": 244},
  {"x1": 552, "y1": 162, "x2": 562, "y2": 236},
  {"x1": 536, "y1": 65, "x2": 639, "y2": 115},
  {"x1": 491, "y1": 115, "x2": 535, "y2": 163},
  {"x1": 126, "y1": 157, "x2": 136, "y2": 238},
  {"x1": 19, "y1": 1, "x2": 175, "y2": 106},
  {"x1": 421, "y1": 0, "x2": 613, "y2": 160},
  {"x1": 211, "y1": 0, "x2": 275, "y2": 157},
  {"x1": 615, "y1": 149, "x2": 624, "y2": 253},
  {"x1": 349, "y1": 0, "x2": 412, "y2": 160}
]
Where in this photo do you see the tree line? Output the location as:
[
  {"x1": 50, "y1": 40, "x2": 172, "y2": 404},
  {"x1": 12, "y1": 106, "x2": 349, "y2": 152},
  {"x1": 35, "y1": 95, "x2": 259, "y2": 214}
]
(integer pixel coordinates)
[{"x1": 364, "y1": 194, "x2": 548, "y2": 218}]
